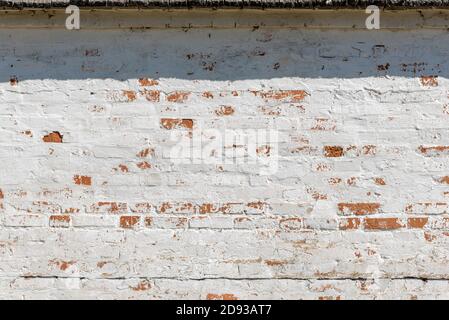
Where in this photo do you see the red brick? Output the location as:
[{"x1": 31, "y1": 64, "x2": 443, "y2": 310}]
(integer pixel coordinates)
[
  {"x1": 120, "y1": 216, "x2": 140, "y2": 229},
  {"x1": 324, "y1": 146, "x2": 344, "y2": 157},
  {"x1": 338, "y1": 203, "x2": 380, "y2": 215},
  {"x1": 42, "y1": 131, "x2": 63, "y2": 143},
  {"x1": 73, "y1": 175, "x2": 92, "y2": 186},
  {"x1": 364, "y1": 218, "x2": 404, "y2": 230},
  {"x1": 160, "y1": 118, "x2": 194, "y2": 130}
]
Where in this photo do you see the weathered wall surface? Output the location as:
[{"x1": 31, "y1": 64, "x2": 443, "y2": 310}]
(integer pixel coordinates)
[{"x1": 1, "y1": 9, "x2": 449, "y2": 299}]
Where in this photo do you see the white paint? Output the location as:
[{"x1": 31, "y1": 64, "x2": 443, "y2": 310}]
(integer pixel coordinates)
[{"x1": 0, "y1": 10, "x2": 448, "y2": 299}]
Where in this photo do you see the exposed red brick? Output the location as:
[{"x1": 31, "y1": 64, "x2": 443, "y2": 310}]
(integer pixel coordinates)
[
  {"x1": 73, "y1": 175, "x2": 92, "y2": 186},
  {"x1": 137, "y1": 161, "x2": 151, "y2": 169},
  {"x1": 424, "y1": 232, "x2": 437, "y2": 242},
  {"x1": 315, "y1": 163, "x2": 332, "y2": 172},
  {"x1": 50, "y1": 215, "x2": 71, "y2": 223},
  {"x1": 324, "y1": 146, "x2": 344, "y2": 157},
  {"x1": 338, "y1": 203, "x2": 380, "y2": 215},
  {"x1": 247, "y1": 201, "x2": 267, "y2": 210},
  {"x1": 217, "y1": 203, "x2": 242, "y2": 214},
  {"x1": 215, "y1": 105, "x2": 235, "y2": 116},
  {"x1": 362, "y1": 145, "x2": 377, "y2": 155},
  {"x1": 49, "y1": 215, "x2": 71, "y2": 227},
  {"x1": 64, "y1": 208, "x2": 80, "y2": 214},
  {"x1": 137, "y1": 147, "x2": 154, "y2": 158},
  {"x1": 251, "y1": 90, "x2": 307, "y2": 102},
  {"x1": 160, "y1": 118, "x2": 194, "y2": 130},
  {"x1": 346, "y1": 177, "x2": 357, "y2": 186},
  {"x1": 158, "y1": 202, "x2": 195, "y2": 214},
  {"x1": 131, "y1": 202, "x2": 154, "y2": 214},
  {"x1": 407, "y1": 217, "x2": 428, "y2": 229},
  {"x1": 420, "y1": 75, "x2": 438, "y2": 87},
  {"x1": 374, "y1": 178, "x2": 386, "y2": 185},
  {"x1": 364, "y1": 218, "x2": 403, "y2": 230},
  {"x1": 406, "y1": 202, "x2": 448, "y2": 214},
  {"x1": 167, "y1": 91, "x2": 190, "y2": 103},
  {"x1": 92, "y1": 202, "x2": 127, "y2": 214},
  {"x1": 144, "y1": 217, "x2": 153, "y2": 227},
  {"x1": 199, "y1": 203, "x2": 218, "y2": 214},
  {"x1": 419, "y1": 146, "x2": 449, "y2": 156},
  {"x1": 49, "y1": 259, "x2": 75, "y2": 271},
  {"x1": 158, "y1": 202, "x2": 173, "y2": 213},
  {"x1": 42, "y1": 131, "x2": 63, "y2": 143},
  {"x1": 142, "y1": 89, "x2": 160, "y2": 102},
  {"x1": 328, "y1": 177, "x2": 342, "y2": 185},
  {"x1": 307, "y1": 187, "x2": 328, "y2": 200},
  {"x1": 438, "y1": 176, "x2": 449, "y2": 184},
  {"x1": 206, "y1": 293, "x2": 238, "y2": 300},
  {"x1": 259, "y1": 105, "x2": 281, "y2": 116},
  {"x1": 264, "y1": 259, "x2": 288, "y2": 266},
  {"x1": 118, "y1": 164, "x2": 129, "y2": 173},
  {"x1": 0, "y1": 189, "x2": 3, "y2": 199},
  {"x1": 120, "y1": 216, "x2": 140, "y2": 229},
  {"x1": 171, "y1": 217, "x2": 189, "y2": 227},
  {"x1": 202, "y1": 91, "x2": 214, "y2": 99},
  {"x1": 311, "y1": 118, "x2": 336, "y2": 131},
  {"x1": 122, "y1": 90, "x2": 137, "y2": 101},
  {"x1": 138, "y1": 78, "x2": 159, "y2": 86}
]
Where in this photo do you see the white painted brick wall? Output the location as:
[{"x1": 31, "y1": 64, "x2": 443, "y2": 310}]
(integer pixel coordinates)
[{"x1": 1, "y1": 9, "x2": 449, "y2": 299}]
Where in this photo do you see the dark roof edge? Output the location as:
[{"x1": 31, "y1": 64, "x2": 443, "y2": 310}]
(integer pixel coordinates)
[{"x1": 2, "y1": 0, "x2": 449, "y2": 9}]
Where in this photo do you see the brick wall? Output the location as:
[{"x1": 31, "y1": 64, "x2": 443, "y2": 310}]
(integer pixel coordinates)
[{"x1": 1, "y1": 9, "x2": 449, "y2": 299}]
